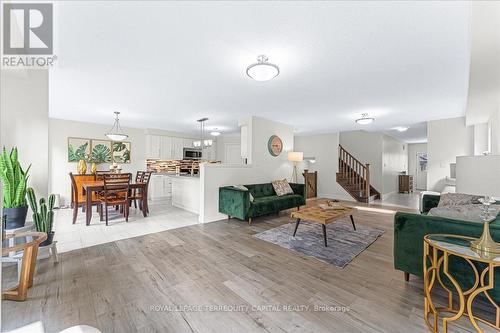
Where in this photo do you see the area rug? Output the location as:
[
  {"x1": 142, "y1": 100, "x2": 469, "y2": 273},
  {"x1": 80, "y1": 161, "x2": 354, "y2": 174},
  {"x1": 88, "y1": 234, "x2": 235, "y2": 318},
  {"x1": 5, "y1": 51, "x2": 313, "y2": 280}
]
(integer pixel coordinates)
[{"x1": 254, "y1": 219, "x2": 385, "y2": 268}]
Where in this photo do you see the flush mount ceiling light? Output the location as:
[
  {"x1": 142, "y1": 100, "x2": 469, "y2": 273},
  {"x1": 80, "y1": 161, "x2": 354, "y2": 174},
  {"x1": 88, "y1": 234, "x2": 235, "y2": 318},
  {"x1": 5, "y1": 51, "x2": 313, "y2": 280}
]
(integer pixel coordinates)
[
  {"x1": 210, "y1": 129, "x2": 221, "y2": 137},
  {"x1": 355, "y1": 113, "x2": 375, "y2": 125},
  {"x1": 246, "y1": 55, "x2": 280, "y2": 82},
  {"x1": 105, "y1": 111, "x2": 128, "y2": 141},
  {"x1": 393, "y1": 126, "x2": 409, "y2": 132}
]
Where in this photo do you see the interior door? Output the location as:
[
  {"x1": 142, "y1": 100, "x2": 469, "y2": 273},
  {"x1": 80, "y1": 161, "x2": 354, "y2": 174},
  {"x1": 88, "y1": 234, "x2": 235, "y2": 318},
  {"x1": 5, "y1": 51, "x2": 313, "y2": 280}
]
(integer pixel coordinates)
[
  {"x1": 415, "y1": 152, "x2": 428, "y2": 190},
  {"x1": 225, "y1": 143, "x2": 242, "y2": 164}
]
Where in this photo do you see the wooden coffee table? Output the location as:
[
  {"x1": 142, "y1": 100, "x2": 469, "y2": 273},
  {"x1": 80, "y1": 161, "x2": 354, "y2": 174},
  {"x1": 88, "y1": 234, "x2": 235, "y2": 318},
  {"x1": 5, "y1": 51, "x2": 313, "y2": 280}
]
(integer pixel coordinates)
[{"x1": 290, "y1": 205, "x2": 356, "y2": 247}]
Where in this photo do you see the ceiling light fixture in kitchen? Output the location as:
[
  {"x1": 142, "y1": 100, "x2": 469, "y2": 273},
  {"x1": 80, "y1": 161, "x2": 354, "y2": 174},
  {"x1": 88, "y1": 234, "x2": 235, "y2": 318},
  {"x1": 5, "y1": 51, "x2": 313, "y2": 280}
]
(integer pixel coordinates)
[{"x1": 105, "y1": 111, "x2": 128, "y2": 141}]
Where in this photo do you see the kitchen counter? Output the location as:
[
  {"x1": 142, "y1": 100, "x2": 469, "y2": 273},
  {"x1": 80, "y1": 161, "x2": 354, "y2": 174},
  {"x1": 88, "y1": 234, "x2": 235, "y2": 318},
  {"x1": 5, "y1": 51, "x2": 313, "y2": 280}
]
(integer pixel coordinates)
[{"x1": 168, "y1": 174, "x2": 199, "y2": 179}]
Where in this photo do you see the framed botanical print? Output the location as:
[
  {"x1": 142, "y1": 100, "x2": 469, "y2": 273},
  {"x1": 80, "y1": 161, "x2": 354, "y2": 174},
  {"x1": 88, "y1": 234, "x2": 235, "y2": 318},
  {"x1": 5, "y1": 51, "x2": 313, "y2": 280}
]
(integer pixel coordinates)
[
  {"x1": 67, "y1": 137, "x2": 91, "y2": 162},
  {"x1": 268, "y1": 135, "x2": 283, "y2": 157},
  {"x1": 112, "y1": 141, "x2": 131, "y2": 163},
  {"x1": 90, "y1": 140, "x2": 112, "y2": 163}
]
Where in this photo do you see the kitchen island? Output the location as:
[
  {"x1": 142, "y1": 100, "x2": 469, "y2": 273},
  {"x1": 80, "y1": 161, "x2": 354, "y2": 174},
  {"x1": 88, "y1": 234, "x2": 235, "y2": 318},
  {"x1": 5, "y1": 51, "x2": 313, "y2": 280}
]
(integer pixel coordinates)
[{"x1": 170, "y1": 174, "x2": 200, "y2": 214}]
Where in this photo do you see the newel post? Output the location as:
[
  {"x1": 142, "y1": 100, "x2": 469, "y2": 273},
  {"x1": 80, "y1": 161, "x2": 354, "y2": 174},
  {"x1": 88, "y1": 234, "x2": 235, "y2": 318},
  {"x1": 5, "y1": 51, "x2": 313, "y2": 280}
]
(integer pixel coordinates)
[{"x1": 365, "y1": 163, "x2": 370, "y2": 198}]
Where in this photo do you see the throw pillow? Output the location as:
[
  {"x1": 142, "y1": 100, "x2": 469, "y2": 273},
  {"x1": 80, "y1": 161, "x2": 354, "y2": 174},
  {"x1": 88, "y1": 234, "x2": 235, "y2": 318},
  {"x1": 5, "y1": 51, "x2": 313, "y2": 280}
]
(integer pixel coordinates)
[
  {"x1": 232, "y1": 185, "x2": 254, "y2": 202},
  {"x1": 438, "y1": 193, "x2": 482, "y2": 207},
  {"x1": 272, "y1": 179, "x2": 294, "y2": 197},
  {"x1": 428, "y1": 204, "x2": 500, "y2": 223}
]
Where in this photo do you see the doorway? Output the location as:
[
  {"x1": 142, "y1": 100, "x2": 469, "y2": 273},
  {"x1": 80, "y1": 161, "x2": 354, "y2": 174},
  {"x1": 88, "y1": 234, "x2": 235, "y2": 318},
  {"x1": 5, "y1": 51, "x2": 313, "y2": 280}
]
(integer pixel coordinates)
[{"x1": 415, "y1": 152, "x2": 427, "y2": 190}]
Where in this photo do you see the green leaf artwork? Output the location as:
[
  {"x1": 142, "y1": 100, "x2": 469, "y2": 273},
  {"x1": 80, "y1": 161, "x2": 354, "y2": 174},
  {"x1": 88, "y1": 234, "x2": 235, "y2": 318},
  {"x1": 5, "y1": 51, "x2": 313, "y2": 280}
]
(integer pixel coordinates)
[
  {"x1": 67, "y1": 138, "x2": 91, "y2": 162},
  {"x1": 112, "y1": 141, "x2": 131, "y2": 163},
  {"x1": 91, "y1": 144, "x2": 112, "y2": 163}
]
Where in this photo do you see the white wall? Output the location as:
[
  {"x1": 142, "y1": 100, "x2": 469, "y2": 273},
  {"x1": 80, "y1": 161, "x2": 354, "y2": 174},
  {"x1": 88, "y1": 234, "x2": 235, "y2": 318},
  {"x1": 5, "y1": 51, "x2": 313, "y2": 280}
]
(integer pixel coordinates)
[
  {"x1": 199, "y1": 164, "x2": 273, "y2": 223},
  {"x1": 491, "y1": 110, "x2": 500, "y2": 155},
  {"x1": 200, "y1": 116, "x2": 295, "y2": 223},
  {"x1": 294, "y1": 133, "x2": 351, "y2": 201},
  {"x1": 473, "y1": 122, "x2": 490, "y2": 155},
  {"x1": 239, "y1": 116, "x2": 293, "y2": 179},
  {"x1": 456, "y1": 155, "x2": 500, "y2": 197},
  {"x1": 49, "y1": 118, "x2": 146, "y2": 205},
  {"x1": 216, "y1": 134, "x2": 241, "y2": 163},
  {"x1": 465, "y1": 2, "x2": 500, "y2": 126},
  {"x1": 339, "y1": 131, "x2": 383, "y2": 192},
  {"x1": 382, "y1": 135, "x2": 408, "y2": 196},
  {"x1": 1, "y1": 70, "x2": 49, "y2": 199},
  {"x1": 427, "y1": 117, "x2": 473, "y2": 192},
  {"x1": 408, "y1": 143, "x2": 427, "y2": 190}
]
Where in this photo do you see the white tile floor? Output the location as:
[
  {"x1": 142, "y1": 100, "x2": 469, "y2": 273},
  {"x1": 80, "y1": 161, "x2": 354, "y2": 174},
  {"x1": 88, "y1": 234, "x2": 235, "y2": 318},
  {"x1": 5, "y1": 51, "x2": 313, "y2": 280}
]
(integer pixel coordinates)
[
  {"x1": 53, "y1": 198, "x2": 200, "y2": 253},
  {"x1": 378, "y1": 191, "x2": 421, "y2": 210}
]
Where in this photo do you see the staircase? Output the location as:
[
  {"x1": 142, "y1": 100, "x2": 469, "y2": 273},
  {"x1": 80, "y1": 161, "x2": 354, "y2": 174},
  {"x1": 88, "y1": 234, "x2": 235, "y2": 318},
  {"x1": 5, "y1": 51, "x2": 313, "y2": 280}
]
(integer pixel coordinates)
[{"x1": 337, "y1": 145, "x2": 381, "y2": 203}]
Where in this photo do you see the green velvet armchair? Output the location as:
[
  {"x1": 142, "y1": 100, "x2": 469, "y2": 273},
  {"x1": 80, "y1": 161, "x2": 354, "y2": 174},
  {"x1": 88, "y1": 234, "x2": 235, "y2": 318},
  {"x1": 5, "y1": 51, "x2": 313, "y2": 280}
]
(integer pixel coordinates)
[
  {"x1": 394, "y1": 194, "x2": 500, "y2": 302},
  {"x1": 219, "y1": 183, "x2": 306, "y2": 224}
]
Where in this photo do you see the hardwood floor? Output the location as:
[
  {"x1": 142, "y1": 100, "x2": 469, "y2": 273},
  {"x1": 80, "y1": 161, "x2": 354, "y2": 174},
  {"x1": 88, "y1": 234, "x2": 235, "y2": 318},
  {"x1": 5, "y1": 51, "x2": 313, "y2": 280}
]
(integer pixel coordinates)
[{"x1": 1, "y1": 201, "x2": 492, "y2": 332}]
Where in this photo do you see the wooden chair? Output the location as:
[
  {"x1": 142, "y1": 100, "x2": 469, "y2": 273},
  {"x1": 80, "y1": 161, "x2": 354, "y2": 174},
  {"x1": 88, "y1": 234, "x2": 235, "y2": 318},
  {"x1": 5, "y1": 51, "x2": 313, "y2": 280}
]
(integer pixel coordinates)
[
  {"x1": 129, "y1": 171, "x2": 152, "y2": 212},
  {"x1": 95, "y1": 171, "x2": 111, "y2": 180},
  {"x1": 69, "y1": 173, "x2": 101, "y2": 224},
  {"x1": 99, "y1": 173, "x2": 131, "y2": 225}
]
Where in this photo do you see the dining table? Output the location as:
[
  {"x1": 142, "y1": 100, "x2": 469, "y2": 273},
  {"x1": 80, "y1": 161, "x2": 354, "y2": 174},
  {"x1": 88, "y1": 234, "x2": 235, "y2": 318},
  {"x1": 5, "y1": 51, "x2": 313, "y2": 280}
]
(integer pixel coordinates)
[{"x1": 81, "y1": 180, "x2": 149, "y2": 225}]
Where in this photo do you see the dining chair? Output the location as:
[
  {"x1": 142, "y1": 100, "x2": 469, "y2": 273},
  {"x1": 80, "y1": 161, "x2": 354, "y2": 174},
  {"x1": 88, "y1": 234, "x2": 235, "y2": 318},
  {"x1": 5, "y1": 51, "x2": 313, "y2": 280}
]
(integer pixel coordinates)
[
  {"x1": 69, "y1": 173, "x2": 101, "y2": 224},
  {"x1": 129, "y1": 171, "x2": 152, "y2": 212},
  {"x1": 95, "y1": 170, "x2": 111, "y2": 180},
  {"x1": 99, "y1": 173, "x2": 131, "y2": 225}
]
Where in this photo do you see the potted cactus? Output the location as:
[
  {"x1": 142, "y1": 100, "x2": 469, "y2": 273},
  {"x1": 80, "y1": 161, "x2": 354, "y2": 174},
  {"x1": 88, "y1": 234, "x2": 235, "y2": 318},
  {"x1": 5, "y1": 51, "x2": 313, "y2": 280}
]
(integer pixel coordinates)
[
  {"x1": 27, "y1": 187, "x2": 55, "y2": 246},
  {"x1": 0, "y1": 147, "x2": 31, "y2": 229}
]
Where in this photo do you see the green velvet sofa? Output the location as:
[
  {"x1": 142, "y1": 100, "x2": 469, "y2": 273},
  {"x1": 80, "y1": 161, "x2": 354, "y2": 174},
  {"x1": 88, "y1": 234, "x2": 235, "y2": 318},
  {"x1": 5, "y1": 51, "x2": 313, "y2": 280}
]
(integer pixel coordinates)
[
  {"x1": 219, "y1": 183, "x2": 306, "y2": 224},
  {"x1": 394, "y1": 194, "x2": 500, "y2": 302}
]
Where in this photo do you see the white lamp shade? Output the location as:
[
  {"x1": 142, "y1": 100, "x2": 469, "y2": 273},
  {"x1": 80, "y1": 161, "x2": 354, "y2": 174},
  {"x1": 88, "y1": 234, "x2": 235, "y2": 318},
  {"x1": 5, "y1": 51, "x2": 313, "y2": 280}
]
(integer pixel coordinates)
[
  {"x1": 247, "y1": 63, "x2": 279, "y2": 81},
  {"x1": 288, "y1": 152, "x2": 303, "y2": 162},
  {"x1": 105, "y1": 133, "x2": 128, "y2": 141}
]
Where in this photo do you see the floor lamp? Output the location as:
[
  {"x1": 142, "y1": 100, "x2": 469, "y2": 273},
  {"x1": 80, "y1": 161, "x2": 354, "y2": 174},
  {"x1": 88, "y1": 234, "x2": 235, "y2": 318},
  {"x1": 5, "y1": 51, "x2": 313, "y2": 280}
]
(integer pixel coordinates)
[{"x1": 288, "y1": 152, "x2": 303, "y2": 183}]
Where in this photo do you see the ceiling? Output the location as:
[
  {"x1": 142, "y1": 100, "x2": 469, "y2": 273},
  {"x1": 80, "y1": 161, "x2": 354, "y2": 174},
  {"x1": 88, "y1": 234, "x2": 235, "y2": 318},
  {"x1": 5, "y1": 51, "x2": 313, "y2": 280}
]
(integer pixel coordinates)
[
  {"x1": 49, "y1": 1, "x2": 471, "y2": 140},
  {"x1": 383, "y1": 122, "x2": 427, "y2": 144}
]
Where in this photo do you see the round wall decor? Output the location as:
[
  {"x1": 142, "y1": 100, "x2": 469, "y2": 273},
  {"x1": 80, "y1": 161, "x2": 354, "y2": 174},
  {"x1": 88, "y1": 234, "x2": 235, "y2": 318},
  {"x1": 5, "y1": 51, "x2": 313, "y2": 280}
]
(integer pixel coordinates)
[{"x1": 268, "y1": 135, "x2": 283, "y2": 156}]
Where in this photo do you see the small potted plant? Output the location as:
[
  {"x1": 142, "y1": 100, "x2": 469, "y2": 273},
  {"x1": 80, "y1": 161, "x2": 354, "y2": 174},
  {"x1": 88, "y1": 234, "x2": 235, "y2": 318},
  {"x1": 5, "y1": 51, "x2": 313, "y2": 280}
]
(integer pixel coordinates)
[
  {"x1": 0, "y1": 147, "x2": 31, "y2": 229},
  {"x1": 27, "y1": 187, "x2": 55, "y2": 246}
]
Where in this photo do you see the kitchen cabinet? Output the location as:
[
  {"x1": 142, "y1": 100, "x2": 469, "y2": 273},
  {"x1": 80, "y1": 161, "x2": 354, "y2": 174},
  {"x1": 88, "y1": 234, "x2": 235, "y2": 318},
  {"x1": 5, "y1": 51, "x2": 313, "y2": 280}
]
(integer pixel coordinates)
[
  {"x1": 149, "y1": 174, "x2": 172, "y2": 200},
  {"x1": 160, "y1": 136, "x2": 172, "y2": 159},
  {"x1": 146, "y1": 135, "x2": 161, "y2": 159},
  {"x1": 183, "y1": 138, "x2": 193, "y2": 149},
  {"x1": 172, "y1": 137, "x2": 184, "y2": 159},
  {"x1": 202, "y1": 145, "x2": 216, "y2": 160},
  {"x1": 146, "y1": 135, "x2": 204, "y2": 160}
]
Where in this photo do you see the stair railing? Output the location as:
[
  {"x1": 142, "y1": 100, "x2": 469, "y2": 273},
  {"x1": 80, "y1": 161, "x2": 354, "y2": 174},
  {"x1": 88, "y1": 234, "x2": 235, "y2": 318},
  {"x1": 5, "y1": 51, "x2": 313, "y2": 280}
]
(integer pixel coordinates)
[{"x1": 338, "y1": 145, "x2": 371, "y2": 198}]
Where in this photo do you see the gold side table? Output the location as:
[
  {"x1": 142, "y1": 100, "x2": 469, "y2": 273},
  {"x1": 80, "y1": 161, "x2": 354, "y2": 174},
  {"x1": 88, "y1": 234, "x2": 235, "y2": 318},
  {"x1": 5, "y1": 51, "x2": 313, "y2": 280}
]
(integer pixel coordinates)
[
  {"x1": 423, "y1": 234, "x2": 500, "y2": 333},
  {"x1": 2, "y1": 231, "x2": 47, "y2": 301}
]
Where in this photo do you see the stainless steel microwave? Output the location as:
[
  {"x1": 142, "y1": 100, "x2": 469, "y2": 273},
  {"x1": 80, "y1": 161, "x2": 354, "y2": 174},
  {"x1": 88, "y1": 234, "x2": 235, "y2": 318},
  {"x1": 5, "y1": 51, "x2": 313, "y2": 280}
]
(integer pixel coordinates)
[{"x1": 183, "y1": 148, "x2": 202, "y2": 160}]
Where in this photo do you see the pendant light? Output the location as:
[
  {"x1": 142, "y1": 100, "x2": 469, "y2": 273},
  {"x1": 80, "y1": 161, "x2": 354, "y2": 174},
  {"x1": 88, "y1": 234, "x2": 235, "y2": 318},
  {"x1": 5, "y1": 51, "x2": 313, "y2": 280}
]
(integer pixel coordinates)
[
  {"x1": 105, "y1": 111, "x2": 128, "y2": 141},
  {"x1": 246, "y1": 55, "x2": 280, "y2": 82}
]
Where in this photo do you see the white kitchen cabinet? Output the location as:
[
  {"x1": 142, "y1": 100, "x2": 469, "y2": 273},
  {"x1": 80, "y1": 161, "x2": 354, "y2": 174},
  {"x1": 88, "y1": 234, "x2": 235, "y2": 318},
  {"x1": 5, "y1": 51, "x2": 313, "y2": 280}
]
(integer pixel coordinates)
[
  {"x1": 147, "y1": 135, "x2": 199, "y2": 160},
  {"x1": 183, "y1": 138, "x2": 193, "y2": 149},
  {"x1": 146, "y1": 135, "x2": 161, "y2": 159},
  {"x1": 149, "y1": 174, "x2": 172, "y2": 200},
  {"x1": 172, "y1": 137, "x2": 184, "y2": 159},
  {"x1": 202, "y1": 145, "x2": 216, "y2": 160},
  {"x1": 160, "y1": 136, "x2": 173, "y2": 159}
]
